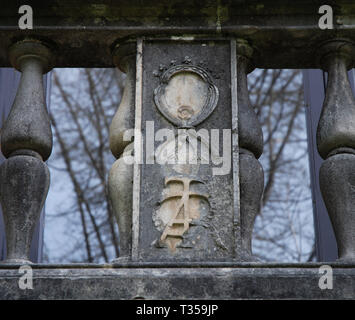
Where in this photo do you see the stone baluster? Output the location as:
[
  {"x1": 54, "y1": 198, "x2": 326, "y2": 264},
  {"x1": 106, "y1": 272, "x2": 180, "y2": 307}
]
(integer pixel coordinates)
[
  {"x1": 0, "y1": 39, "x2": 53, "y2": 263},
  {"x1": 236, "y1": 40, "x2": 264, "y2": 261},
  {"x1": 317, "y1": 39, "x2": 355, "y2": 262},
  {"x1": 108, "y1": 42, "x2": 136, "y2": 262}
]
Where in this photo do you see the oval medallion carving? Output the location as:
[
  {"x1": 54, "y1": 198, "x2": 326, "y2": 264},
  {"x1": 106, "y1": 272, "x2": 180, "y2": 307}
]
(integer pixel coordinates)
[{"x1": 154, "y1": 65, "x2": 219, "y2": 127}]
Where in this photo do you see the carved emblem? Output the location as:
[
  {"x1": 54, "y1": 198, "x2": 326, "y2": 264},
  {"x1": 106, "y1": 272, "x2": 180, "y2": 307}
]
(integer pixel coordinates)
[
  {"x1": 153, "y1": 130, "x2": 216, "y2": 253},
  {"x1": 153, "y1": 61, "x2": 219, "y2": 127},
  {"x1": 152, "y1": 57, "x2": 217, "y2": 254},
  {"x1": 156, "y1": 177, "x2": 209, "y2": 252}
]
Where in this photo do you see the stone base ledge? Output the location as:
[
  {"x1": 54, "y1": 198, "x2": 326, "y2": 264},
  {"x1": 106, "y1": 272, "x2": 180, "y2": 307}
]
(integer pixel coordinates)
[{"x1": 0, "y1": 263, "x2": 354, "y2": 299}]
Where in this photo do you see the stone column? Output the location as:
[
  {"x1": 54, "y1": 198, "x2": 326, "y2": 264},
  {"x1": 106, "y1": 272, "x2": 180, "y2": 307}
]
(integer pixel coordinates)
[
  {"x1": 317, "y1": 39, "x2": 355, "y2": 262},
  {"x1": 108, "y1": 42, "x2": 136, "y2": 262},
  {"x1": 108, "y1": 39, "x2": 266, "y2": 264},
  {"x1": 0, "y1": 39, "x2": 53, "y2": 264},
  {"x1": 127, "y1": 39, "x2": 238, "y2": 263},
  {"x1": 236, "y1": 40, "x2": 264, "y2": 261}
]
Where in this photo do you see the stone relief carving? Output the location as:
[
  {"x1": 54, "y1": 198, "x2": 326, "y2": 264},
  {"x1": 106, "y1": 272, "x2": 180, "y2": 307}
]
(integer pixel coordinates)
[
  {"x1": 152, "y1": 57, "x2": 220, "y2": 253},
  {"x1": 153, "y1": 130, "x2": 212, "y2": 252},
  {"x1": 154, "y1": 176, "x2": 209, "y2": 252},
  {"x1": 153, "y1": 59, "x2": 219, "y2": 128}
]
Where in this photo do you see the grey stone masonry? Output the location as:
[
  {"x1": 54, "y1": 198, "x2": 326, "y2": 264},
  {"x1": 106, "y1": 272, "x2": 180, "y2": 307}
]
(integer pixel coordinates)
[
  {"x1": 1, "y1": 0, "x2": 355, "y2": 299},
  {"x1": 0, "y1": 263, "x2": 353, "y2": 299}
]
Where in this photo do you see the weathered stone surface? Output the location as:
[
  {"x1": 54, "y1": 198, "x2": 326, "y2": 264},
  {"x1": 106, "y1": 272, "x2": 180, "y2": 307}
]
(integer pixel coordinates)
[
  {"x1": 317, "y1": 40, "x2": 355, "y2": 262},
  {"x1": 319, "y1": 154, "x2": 355, "y2": 262},
  {"x1": 136, "y1": 40, "x2": 235, "y2": 262},
  {"x1": 109, "y1": 42, "x2": 136, "y2": 158},
  {"x1": 1, "y1": 1, "x2": 354, "y2": 301},
  {"x1": 0, "y1": 39, "x2": 53, "y2": 264},
  {"x1": 0, "y1": 155, "x2": 50, "y2": 263},
  {"x1": 316, "y1": 40, "x2": 355, "y2": 159},
  {"x1": 237, "y1": 41, "x2": 263, "y2": 159},
  {"x1": 1, "y1": 41, "x2": 53, "y2": 161},
  {"x1": 109, "y1": 42, "x2": 136, "y2": 260},
  {"x1": 1, "y1": 1, "x2": 355, "y2": 69},
  {"x1": 0, "y1": 263, "x2": 354, "y2": 299},
  {"x1": 109, "y1": 144, "x2": 134, "y2": 259},
  {"x1": 239, "y1": 151, "x2": 264, "y2": 261},
  {"x1": 236, "y1": 40, "x2": 264, "y2": 261}
]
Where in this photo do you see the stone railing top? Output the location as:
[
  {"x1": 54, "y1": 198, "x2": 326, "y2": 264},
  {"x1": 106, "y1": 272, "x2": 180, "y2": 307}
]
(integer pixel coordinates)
[{"x1": 0, "y1": 0, "x2": 355, "y2": 68}]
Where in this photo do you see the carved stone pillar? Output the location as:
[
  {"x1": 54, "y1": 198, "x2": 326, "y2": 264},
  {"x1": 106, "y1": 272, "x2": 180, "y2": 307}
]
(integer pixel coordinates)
[
  {"x1": 118, "y1": 38, "x2": 243, "y2": 263},
  {"x1": 108, "y1": 42, "x2": 136, "y2": 261},
  {"x1": 236, "y1": 40, "x2": 264, "y2": 261},
  {"x1": 317, "y1": 39, "x2": 355, "y2": 262},
  {"x1": 0, "y1": 39, "x2": 53, "y2": 263},
  {"x1": 109, "y1": 38, "x2": 265, "y2": 264}
]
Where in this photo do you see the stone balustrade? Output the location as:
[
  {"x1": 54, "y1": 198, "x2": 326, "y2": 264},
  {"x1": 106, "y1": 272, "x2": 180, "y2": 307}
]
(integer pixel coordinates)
[{"x1": 0, "y1": 0, "x2": 354, "y2": 299}]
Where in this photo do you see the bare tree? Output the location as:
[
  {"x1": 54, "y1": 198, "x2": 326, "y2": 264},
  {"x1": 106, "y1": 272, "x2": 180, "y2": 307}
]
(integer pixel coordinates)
[
  {"x1": 45, "y1": 68, "x2": 124, "y2": 263},
  {"x1": 44, "y1": 67, "x2": 314, "y2": 263},
  {"x1": 250, "y1": 69, "x2": 314, "y2": 262}
]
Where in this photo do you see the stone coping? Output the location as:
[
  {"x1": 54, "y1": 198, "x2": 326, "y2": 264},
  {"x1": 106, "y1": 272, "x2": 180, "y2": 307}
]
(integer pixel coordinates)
[{"x1": 0, "y1": 262, "x2": 354, "y2": 299}]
